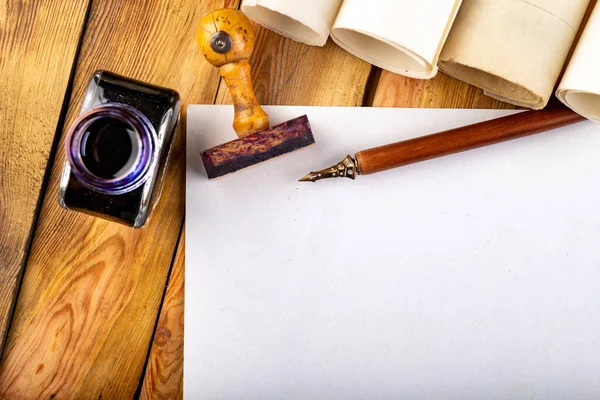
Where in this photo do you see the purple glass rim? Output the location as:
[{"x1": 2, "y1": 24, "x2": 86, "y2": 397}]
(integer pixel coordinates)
[{"x1": 65, "y1": 103, "x2": 157, "y2": 195}]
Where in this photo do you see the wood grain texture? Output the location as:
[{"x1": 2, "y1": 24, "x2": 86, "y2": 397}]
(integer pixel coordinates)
[
  {"x1": 372, "y1": 70, "x2": 518, "y2": 109},
  {"x1": 357, "y1": 106, "x2": 584, "y2": 175},
  {"x1": 0, "y1": 0, "x2": 237, "y2": 398},
  {"x1": 216, "y1": 27, "x2": 373, "y2": 106},
  {"x1": 0, "y1": 0, "x2": 90, "y2": 358},
  {"x1": 140, "y1": 228, "x2": 185, "y2": 400}
]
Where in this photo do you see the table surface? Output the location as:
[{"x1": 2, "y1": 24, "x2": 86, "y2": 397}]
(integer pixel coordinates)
[{"x1": 0, "y1": 0, "x2": 515, "y2": 398}]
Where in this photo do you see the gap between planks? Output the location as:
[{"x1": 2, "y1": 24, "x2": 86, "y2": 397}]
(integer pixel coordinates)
[
  {"x1": 0, "y1": 0, "x2": 232, "y2": 397},
  {"x1": 0, "y1": 0, "x2": 93, "y2": 362}
]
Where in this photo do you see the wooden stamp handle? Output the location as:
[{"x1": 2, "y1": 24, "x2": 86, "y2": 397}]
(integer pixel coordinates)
[
  {"x1": 196, "y1": 8, "x2": 269, "y2": 137},
  {"x1": 220, "y1": 60, "x2": 269, "y2": 136},
  {"x1": 356, "y1": 106, "x2": 586, "y2": 175}
]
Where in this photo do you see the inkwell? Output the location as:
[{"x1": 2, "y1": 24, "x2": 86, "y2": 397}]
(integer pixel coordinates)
[{"x1": 58, "y1": 70, "x2": 180, "y2": 228}]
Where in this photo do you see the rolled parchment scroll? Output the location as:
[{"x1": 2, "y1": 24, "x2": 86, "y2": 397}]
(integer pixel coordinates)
[
  {"x1": 330, "y1": 0, "x2": 462, "y2": 79},
  {"x1": 241, "y1": 0, "x2": 462, "y2": 79},
  {"x1": 241, "y1": 0, "x2": 343, "y2": 46},
  {"x1": 557, "y1": 3, "x2": 600, "y2": 122},
  {"x1": 439, "y1": 0, "x2": 590, "y2": 110}
]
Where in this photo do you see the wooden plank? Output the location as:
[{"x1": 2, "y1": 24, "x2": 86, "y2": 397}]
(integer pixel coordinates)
[
  {"x1": 372, "y1": 70, "x2": 517, "y2": 109},
  {"x1": 0, "y1": 0, "x2": 90, "y2": 358},
  {"x1": 216, "y1": 27, "x2": 373, "y2": 106},
  {"x1": 0, "y1": 0, "x2": 237, "y2": 398},
  {"x1": 140, "y1": 228, "x2": 185, "y2": 400},
  {"x1": 140, "y1": 24, "x2": 374, "y2": 398}
]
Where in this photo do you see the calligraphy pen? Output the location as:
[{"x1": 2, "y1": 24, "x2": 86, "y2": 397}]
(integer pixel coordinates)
[{"x1": 299, "y1": 106, "x2": 585, "y2": 182}]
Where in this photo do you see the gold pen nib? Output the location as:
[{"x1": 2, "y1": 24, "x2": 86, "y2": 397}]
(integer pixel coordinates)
[
  {"x1": 298, "y1": 155, "x2": 358, "y2": 183},
  {"x1": 298, "y1": 172, "x2": 322, "y2": 182}
]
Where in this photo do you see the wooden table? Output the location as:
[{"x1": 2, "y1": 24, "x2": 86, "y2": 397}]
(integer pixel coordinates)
[{"x1": 0, "y1": 1, "x2": 513, "y2": 398}]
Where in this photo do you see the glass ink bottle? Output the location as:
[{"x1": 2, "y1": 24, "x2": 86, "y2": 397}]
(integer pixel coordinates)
[{"x1": 58, "y1": 70, "x2": 180, "y2": 228}]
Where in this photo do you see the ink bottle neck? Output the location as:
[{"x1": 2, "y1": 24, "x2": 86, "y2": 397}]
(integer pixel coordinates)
[{"x1": 65, "y1": 103, "x2": 158, "y2": 195}]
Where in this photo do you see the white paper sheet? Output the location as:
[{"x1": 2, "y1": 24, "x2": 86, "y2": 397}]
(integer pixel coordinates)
[
  {"x1": 186, "y1": 106, "x2": 600, "y2": 399},
  {"x1": 557, "y1": 3, "x2": 600, "y2": 122}
]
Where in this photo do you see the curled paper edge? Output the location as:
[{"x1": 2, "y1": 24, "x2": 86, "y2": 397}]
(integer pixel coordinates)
[
  {"x1": 241, "y1": 2, "x2": 332, "y2": 46},
  {"x1": 556, "y1": 89, "x2": 600, "y2": 123},
  {"x1": 439, "y1": 59, "x2": 547, "y2": 110},
  {"x1": 330, "y1": 27, "x2": 438, "y2": 79},
  {"x1": 483, "y1": 90, "x2": 544, "y2": 110},
  {"x1": 556, "y1": 3, "x2": 600, "y2": 123}
]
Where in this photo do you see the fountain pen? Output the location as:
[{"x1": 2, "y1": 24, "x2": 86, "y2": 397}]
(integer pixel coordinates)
[{"x1": 300, "y1": 106, "x2": 584, "y2": 183}]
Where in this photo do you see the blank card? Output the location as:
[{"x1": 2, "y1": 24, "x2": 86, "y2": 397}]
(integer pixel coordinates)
[{"x1": 186, "y1": 106, "x2": 600, "y2": 399}]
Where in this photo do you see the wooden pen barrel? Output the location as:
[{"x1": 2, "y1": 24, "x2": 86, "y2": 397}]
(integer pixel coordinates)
[{"x1": 355, "y1": 106, "x2": 586, "y2": 175}]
